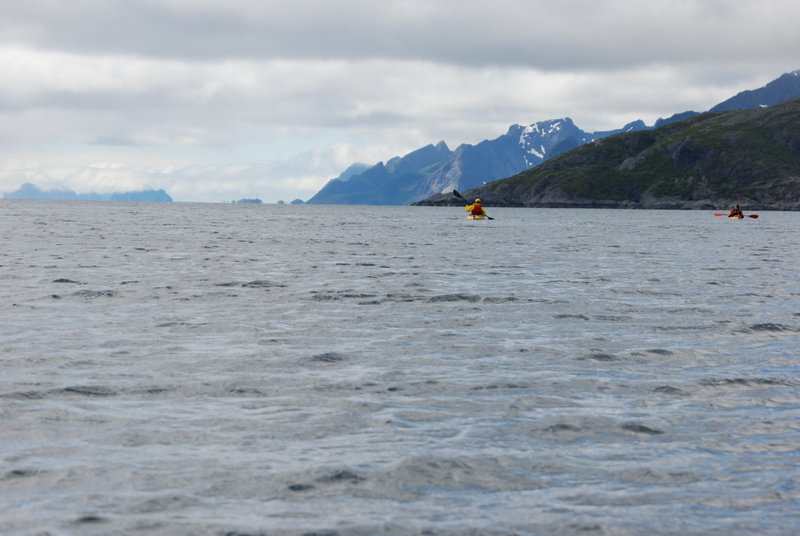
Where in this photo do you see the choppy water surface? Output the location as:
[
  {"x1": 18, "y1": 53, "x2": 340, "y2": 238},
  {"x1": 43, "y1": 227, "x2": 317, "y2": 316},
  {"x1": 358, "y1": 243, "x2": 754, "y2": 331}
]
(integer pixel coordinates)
[{"x1": 2, "y1": 200, "x2": 799, "y2": 535}]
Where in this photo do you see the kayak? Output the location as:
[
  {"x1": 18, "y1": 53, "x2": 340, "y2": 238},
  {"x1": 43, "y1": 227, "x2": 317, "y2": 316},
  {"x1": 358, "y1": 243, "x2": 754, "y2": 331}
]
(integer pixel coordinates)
[
  {"x1": 715, "y1": 213, "x2": 758, "y2": 219},
  {"x1": 467, "y1": 214, "x2": 486, "y2": 220}
]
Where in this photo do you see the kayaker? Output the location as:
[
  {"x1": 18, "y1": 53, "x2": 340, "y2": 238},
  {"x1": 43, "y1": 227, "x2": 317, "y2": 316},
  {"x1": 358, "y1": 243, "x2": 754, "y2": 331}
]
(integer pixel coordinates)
[
  {"x1": 728, "y1": 204, "x2": 744, "y2": 218},
  {"x1": 465, "y1": 198, "x2": 487, "y2": 218}
]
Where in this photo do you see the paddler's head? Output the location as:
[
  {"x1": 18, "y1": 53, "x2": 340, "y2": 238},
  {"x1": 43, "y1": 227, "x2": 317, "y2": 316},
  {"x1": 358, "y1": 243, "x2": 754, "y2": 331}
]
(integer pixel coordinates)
[{"x1": 474, "y1": 198, "x2": 481, "y2": 204}]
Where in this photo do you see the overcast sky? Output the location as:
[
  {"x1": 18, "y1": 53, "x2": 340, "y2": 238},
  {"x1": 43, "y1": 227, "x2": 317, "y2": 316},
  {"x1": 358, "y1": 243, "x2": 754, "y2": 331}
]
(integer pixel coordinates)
[{"x1": 1, "y1": 0, "x2": 798, "y2": 202}]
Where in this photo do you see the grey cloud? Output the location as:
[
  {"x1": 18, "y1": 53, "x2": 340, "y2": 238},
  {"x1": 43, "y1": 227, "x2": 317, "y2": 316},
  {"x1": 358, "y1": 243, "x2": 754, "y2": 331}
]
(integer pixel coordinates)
[{"x1": 3, "y1": 0, "x2": 798, "y2": 69}]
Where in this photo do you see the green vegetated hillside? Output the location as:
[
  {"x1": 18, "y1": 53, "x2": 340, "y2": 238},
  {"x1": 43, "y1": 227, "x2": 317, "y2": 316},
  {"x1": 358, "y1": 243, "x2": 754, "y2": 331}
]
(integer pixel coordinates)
[{"x1": 422, "y1": 98, "x2": 800, "y2": 210}]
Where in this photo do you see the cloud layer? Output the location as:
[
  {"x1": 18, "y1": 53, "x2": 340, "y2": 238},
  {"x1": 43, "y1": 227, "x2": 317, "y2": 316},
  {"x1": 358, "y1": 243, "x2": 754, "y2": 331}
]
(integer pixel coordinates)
[{"x1": 1, "y1": 0, "x2": 798, "y2": 202}]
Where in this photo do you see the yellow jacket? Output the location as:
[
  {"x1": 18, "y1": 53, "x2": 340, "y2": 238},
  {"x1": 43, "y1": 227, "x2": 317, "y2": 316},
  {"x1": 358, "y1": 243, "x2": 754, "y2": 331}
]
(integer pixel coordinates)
[{"x1": 465, "y1": 203, "x2": 486, "y2": 216}]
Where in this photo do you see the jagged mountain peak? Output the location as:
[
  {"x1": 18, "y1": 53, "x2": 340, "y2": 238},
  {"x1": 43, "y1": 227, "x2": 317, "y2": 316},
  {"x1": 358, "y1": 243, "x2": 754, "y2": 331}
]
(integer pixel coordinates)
[
  {"x1": 308, "y1": 69, "x2": 800, "y2": 205},
  {"x1": 336, "y1": 162, "x2": 371, "y2": 182},
  {"x1": 521, "y1": 117, "x2": 576, "y2": 135},
  {"x1": 710, "y1": 68, "x2": 800, "y2": 111},
  {"x1": 517, "y1": 118, "x2": 591, "y2": 167},
  {"x1": 385, "y1": 141, "x2": 451, "y2": 174},
  {"x1": 504, "y1": 117, "x2": 579, "y2": 142}
]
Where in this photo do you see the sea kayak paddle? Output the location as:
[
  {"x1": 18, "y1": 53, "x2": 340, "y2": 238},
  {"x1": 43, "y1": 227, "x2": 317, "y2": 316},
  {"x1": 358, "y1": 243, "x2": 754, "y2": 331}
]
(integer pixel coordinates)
[
  {"x1": 453, "y1": 190, "x2": 494, "y2": 220},
  {"x1": 714, "y1": 213, "x2": 759, "y2": 219}
]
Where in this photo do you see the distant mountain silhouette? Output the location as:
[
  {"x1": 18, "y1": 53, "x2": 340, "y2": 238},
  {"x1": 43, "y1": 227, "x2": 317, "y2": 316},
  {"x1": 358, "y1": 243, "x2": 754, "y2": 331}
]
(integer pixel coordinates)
[
  {"x1": 307, "y1": 69, "x2": 800, "y2": 205},
  {"x1": 307, "y1": 142, "x2": 452, "y2": 205},
  {"x1": 710, "y1": 70, "x2": 800, "y2": 111},
  {"x1": 307, "y1": 119, "x2": 646, "y2": 205},
  {"x1": 3, "y1": 183, "x2": 173, "y2": 202}
]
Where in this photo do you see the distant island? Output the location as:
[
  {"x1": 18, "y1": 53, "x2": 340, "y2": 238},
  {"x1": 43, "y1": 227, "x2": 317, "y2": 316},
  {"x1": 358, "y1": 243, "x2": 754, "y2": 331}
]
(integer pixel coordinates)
[{"x1": 3, "y1": 183, "x2": 173, "y2": 202}]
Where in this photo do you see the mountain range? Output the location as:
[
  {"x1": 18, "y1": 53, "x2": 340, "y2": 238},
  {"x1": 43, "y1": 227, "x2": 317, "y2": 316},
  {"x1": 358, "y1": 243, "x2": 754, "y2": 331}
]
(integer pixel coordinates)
[
  {"x1": 416, "y1": 98, "x2": 800, "y2": 211},
  {"x1": 307, "y1": 70, "x2": 800, "y2": 206},
  {"x1": 307, "y1": 118, "x2": 651, "y2": 205},
  {"x1": 3, "y1": 183, "x2": 173, "y2": 202}
]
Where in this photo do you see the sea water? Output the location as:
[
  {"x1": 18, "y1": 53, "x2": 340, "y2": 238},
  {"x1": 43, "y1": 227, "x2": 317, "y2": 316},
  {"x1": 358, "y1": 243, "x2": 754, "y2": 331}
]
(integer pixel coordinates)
[{"x1": 1, "y1": 200, "x2": 799, "y2": 536}]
